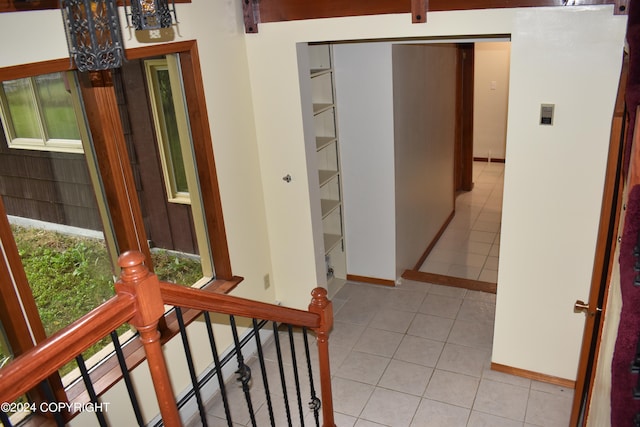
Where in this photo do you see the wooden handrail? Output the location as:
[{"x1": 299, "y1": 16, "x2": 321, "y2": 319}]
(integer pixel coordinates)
[
  {"x1": 0, "y1": 294, "x2": 136, "y2": 406},
  {"x1": 159, "y1": 281, "x2": 321, "y2": 328},
  {"x1": 0, "y1": 250, "x2": 336, "y2": 427}
]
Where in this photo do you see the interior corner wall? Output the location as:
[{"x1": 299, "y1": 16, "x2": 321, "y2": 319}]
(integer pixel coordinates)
[
  {"x1": 473, "y1": 42, "x2": 511, "y2": 160},
  {"x1": 393, "y1": 44, "x2": 457, "y2": 278},
  {"x1": 333, "y1": 42, "x2": 397, "y2": 282}
]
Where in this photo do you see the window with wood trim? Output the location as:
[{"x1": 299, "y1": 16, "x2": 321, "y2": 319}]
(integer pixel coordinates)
[
  {"x1": 0, "y1": 72, "x2": 85, "y2": 153},
  {"x1": 0, "y1": 40, "x2": 233, "y2": 425},
  {"x1": 145, "y1": 56, "x2": 191, "y2": 205}
]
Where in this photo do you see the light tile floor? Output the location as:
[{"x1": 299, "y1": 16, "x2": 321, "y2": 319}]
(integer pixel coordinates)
[
  {"x1": 419, "y1": 161, "x2": 504, "y2": 283},
  {"x1": 188, "y1": 280, "x2": 574, "y2": 426}
]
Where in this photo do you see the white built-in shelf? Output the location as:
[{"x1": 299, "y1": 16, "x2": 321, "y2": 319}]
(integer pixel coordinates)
[
  {"x1": 316, "y1": 136, "x2": 337, "y2": 151},
  {"x1": 323, "y1": 233, "x2": 342, "y2": 254},
  {"x1": 320, "y1": 199, "x2": 341, "y2": 218},
  {"x1": 313, "y1": 103, "x2": 334, "y2": 115},
  {"x1": 318, "y1": 169, "x2": 338, "y2": 187},
  {"x1": 311, "y1": 68, "x2": 332, "y2": 78}
]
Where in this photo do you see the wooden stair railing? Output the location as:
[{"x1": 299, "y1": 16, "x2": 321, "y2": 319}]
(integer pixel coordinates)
[{"x1": 0, "y1": 250, "x2": 336, "y2": 427}]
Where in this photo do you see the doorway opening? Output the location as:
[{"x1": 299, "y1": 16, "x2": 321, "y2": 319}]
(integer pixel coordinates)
[{"x1": 402, "y1": 41, "x2": 511, "y2": 293}]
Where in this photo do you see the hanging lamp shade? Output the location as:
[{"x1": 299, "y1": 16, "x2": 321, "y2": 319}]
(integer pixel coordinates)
[
  {"x1": 61, "y1": 0, "x2": 125, "y2": 72},
  {"x1": 126, "y1": 0, "x2": 177, "y2": 31}
]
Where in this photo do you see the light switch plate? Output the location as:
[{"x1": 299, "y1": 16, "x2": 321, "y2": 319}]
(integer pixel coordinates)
[{"x1": 540, "y1": 104, "x2": 554, "y2": 126}]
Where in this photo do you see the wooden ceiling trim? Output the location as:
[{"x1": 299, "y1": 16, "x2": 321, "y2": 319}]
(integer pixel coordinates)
[
  {"x1": 257, "y1": 0, "x2": 616, "y2": 24},
  {"x1": 412, "y1": 0, "x2": 428, "y2": 23}
]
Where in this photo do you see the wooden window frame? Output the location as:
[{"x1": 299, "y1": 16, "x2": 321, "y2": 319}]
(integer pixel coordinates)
[
  {"x1": 144, "y1": 57, "x2": 192, "y2": 205},
  {"x1": 0, "y1": 39, "x2": 237, "y2": 422},
  {"x1": 0, "y1": 73, "x2": 85, "y2": 154}
]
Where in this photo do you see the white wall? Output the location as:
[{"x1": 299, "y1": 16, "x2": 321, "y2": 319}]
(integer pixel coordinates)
[
  {"x1": 473, "y1": 42, "x2": 511, "y2": 160},
  {"x1": 393, "y1": 44, "x2": 457, "y2": 278},
  {"x1": 244, "y1": 6, "x2": 626, "y2": 380},
  {"x1": 494, "y1": 7, "x2": 626, "y2": 379},
  {"x1": 333, "y1": 42, "x2": 396, "y2": 282}
]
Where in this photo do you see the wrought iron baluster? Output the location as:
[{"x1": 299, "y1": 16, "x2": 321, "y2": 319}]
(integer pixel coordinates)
[
  {"x1": 273, "y1": 322, "x2": 293, "y2": 427},
  {"x1": 252, "y1": 318, "x2": 275, "y2": 426},
  {"x1": 75, "y1": 355, "x2": 108, "y2": 427},
  {"x1": 230, "y1": 315, "x2": 257, "y2": 427},
  {"x1": 303, "y1": 327, "x2": 321, "y2": 427},
  {"x1": 110, "y1": 331, "x2": 144, "y2": 426},
  {"x1": 0, "y1": 407, "x2": 12, "y2": 427},
  {"x1": 204, "y1": 311, "x2": 233, "y2": 427},
  {"x1": 38, "y1": 380, "x2": 65, "y2": 426},
  {"x1": 287, "y1": 325, "x2": 305, "y2": 426},
  {"x1": 176, "y1": 307, "x2": 208, "y2": 427}
]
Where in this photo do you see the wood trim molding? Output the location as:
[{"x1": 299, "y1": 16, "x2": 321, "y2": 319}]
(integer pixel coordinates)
[
  {"x1": 473, "y1": 157, "x2": 506, "y2": 163},
  {"x1": 346, "y1": 274, "x2": 396, "y2": 287},
  {"x1": 78, "y1": 70, "x2": 153, "y2": 266},
  {"x1": 256, "y1": 0, "x2": 615, "y2": 24},
  {"x1": 411, "y1": 0, "x2": 427, "y2": 23},
  {"x1": 412, "y1": 210, "x2": 455, "y2": 270},
  {"x1": 491, "y1": 362, "x2": 576, "y2": 389},
  {"x1": 402, "y1": 269, "x2": 497, "y2": 294}
]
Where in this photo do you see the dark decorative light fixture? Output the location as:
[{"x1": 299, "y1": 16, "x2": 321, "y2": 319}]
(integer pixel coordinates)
[
  {"x1": 61, "y1": 0, "x2": 125, "y2": 72},
  {"x1": 125, "y1": 0, "x2": 178, "y2": 31}
]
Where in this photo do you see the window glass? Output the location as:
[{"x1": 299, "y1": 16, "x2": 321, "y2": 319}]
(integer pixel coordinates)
[
  {"x1": 0, "y1": 73, "x2": 83, "y2": 152},
  {"x1": 34, "y1": 73, "x2": 81, "y2": 140},
  {"x1": 156, "y1": 68, "x2": 189, "y2": 194},
  {"x1": 2, "y1": 78, "x2": 40, "y2": 139},
  {"x1": 0, "y1": 72, "x2": 120, "y2": 379}
]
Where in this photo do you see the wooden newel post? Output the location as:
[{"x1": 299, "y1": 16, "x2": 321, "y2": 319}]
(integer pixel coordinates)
[
  {"x1": 115, "y1": 251, "x2": 181, "y2": 426},
  {"x1": 309, "y1": 287, "x2": 336, "y2": 427}
]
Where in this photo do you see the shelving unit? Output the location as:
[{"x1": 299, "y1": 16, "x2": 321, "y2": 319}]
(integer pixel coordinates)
[{"x1": 308, "y1": 43, "x2": 346, "y2": 293}]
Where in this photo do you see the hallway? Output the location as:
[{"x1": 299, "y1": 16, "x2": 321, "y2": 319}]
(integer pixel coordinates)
[{"x1": 419, "y1": 161, "x2": 505, "y2": 283}]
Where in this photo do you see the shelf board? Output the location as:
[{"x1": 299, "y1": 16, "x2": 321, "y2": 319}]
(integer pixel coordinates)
[
  {"x1": 323, "y1": 233, "x2": 343, "y2": 254},
  {"x1": 316, "y1": 136, "x2": 337, "y2": 151},
  {"x1": 318, "y1": 169, "x2": 338, "y2": 187},
  {"x1": 320, "y1": 199, "x2": 341, "y2": 218},
  {"x1": 313, "y1": 103, "x2": 334, "y2": 115},
  {"x1": 310, "y1": 68, "x2": 332, "y2": 78}
]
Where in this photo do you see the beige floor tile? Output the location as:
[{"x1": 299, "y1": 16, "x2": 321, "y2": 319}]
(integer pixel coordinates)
[
  {"x1": 379, "y1": 359, "x2": 433, "y2": 396},
  {"x1": 394, "y1": 334, "x2": 445, "y2": 367},
  {"x1": 436, "y1": 343, "x2": 491, "y2": 377},
  {"x1": 353, "y1": 327, "x2": 404, "y2": 357},
  {"x1": 331, "y1": 377, "x2": 375, "y2": 417},
  {"x1": 334, "y1": 351, "x2": 390, "y2": 385},
  {"x1": 407, "y1": 313, "x2": 455, "y2": 342},
  {"x1": 418, "y1": 294, "x2": 463, "y2": 319},
  {"x1": 360, "y1": 387, "x2": 421, "y2": 427},
  {"x1": 473, "y1": 379, "x2": 529, "y2": 422},
  {"x1": 410, "y1": 398, "x2": 470, "y2": 427},
  {"x1": 424, "y1": 369, "x2": 479, "y2": 408}
]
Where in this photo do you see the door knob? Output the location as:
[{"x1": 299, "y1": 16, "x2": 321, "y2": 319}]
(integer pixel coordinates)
[
  {"x1": 574, "y1": 300, "x2": 589, "y2": 314},
  {"x1": 574, "y1": 300, "x2": 602, "y2": 315}
]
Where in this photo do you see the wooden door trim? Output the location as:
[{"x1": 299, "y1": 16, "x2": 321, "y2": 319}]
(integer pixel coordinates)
[
  {"x1": 569, "y1": 53, "x2": 628, "y2": 426},
  {"x1": 455, "y1": 43, "x2": 474, "y2": 192}
]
